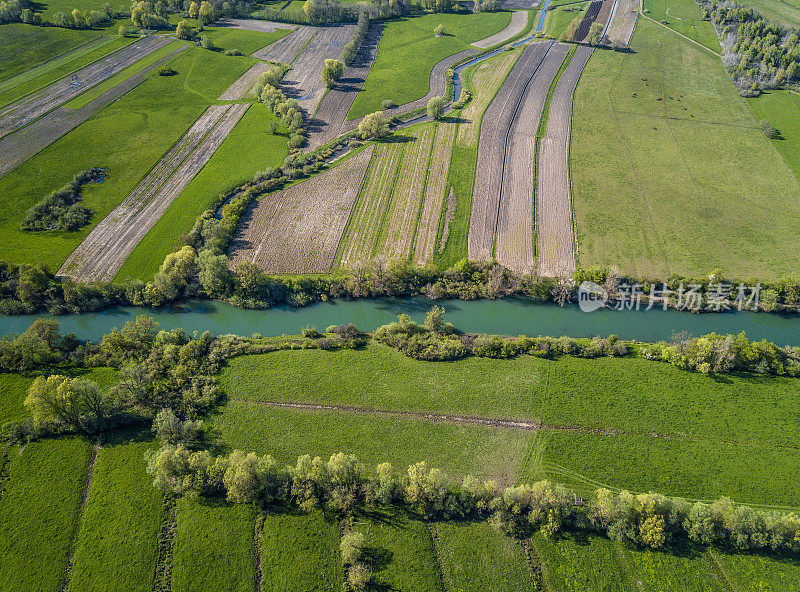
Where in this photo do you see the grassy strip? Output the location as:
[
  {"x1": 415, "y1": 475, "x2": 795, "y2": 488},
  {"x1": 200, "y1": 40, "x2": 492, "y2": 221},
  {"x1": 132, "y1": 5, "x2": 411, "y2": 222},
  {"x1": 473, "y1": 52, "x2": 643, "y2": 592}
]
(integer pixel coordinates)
[
  {"x1": 544, "y1": 2, "x2": 590, "y2": 40},
  {"x1": 0, "y1": 437, "x2": 92, "y2": 591},
  {"x1": 63, "y1": 40, "x2": 188, "y2": 111},
  {"x1": 747, "y1": 89, "x2": 800, "y2": 182},
  {"x1": 711, "y1": 547, "x2": 800, "y2": 591},
  {"x1": 260, "y1": 510, "x2": 342, "y2": 592},
  {"x1": 537, "y1": 46, "x2": 575, "y2": 139},
  {"x1": 67, "y1": 435, "x2": 164, "y2": 592},
  {"x1": 172, "y1": 498, "x2": 257, "y2": 592},
  {"x1": 643, "y1": 0, "x2": 721, "y2": 51},
  {"x1": 616, "y1": 541, "x2": 726, "y2": 591},
  {"x1": 532, "y1": 532, "x2": 630, "y2": 592}
]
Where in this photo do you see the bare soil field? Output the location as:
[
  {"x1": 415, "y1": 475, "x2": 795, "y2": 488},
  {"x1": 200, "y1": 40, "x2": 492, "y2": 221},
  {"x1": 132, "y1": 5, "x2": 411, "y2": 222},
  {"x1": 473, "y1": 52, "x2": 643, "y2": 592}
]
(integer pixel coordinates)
[
  {"x1": 306, "y1": 22, "x2": 383, "y2": 150},
  {"x1": 0, "y1": 35, "x2": 172, "y2": 139},
  {"x1": 497, "y1": 42, "x2": 570, "y2": 274},
  {"x1": 337, "y1": 143, "x2": 403, "y2": 268},
  {"x1": 229, "y1": 146, "x2": 374, "y2": 273},
  {"x1": 218, "y1": 61, "x2": 272, "y2": 101},
  {"x1": 215, "y1": 18, "x2": 297, "y2": 34},
  {"x1": 456, "y1": 49, "x2": 520, "y2": 148},
  {"x1": 536, "y1": 45, "x2": 593, "y2": 278},
  {"x1": 0, "y1": 45, "x2": 188, "y2": 179},
  {"x1": 471, "y1": 10, "x2": 529, "y2": 48},
  {"x1": 573, "y1": 0, "x2": 603, "y2": 42},
  {"x1": 59, "y1": 104, "x2": 249, "y2": 281},
  {"x1": 280, "y1": 25, "x2": 355, "y2": 116},
  {"x1": 379, "y1": 126, "x2": 436, "y2": 262},
  {"x1": 251, "y1": 25, "x2": 316, "y2": 64},
  {"x1": 467, "y1": 41, "x2": 551, "y2": 261},
  {"x1": 414, "y1": 122, "x2": 457, "y2": 264},
  {"x1": 603, "y1": 0, "x2": 638, "y2": 47}
]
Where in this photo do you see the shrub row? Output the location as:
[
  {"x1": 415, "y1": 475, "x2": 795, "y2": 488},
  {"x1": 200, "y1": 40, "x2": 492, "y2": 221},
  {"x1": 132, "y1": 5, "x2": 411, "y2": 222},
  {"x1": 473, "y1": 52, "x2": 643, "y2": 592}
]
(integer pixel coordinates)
[
  {"x1": 341, "y1": 11, "x2": 370, "y2": 66},
  {"x1": 20, "y1": 167, "x2": 104, "y2": 232}
]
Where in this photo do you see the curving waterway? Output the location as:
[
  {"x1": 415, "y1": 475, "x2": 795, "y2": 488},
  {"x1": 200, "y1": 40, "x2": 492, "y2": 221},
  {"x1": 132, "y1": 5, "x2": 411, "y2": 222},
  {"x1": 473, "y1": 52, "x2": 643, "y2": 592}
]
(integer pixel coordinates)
[{"x1": 1, "y1": 298, "x2": 799, "y2": 345}]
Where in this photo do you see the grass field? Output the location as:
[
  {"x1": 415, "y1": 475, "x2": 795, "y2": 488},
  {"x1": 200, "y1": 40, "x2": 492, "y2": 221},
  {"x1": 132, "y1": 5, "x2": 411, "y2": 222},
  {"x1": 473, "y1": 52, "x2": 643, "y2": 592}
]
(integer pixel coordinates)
[
  {"x1": 711, "y1": 548, "x2": 800, "y2": 591},
  {"x1": 348, "y1": 12, "x2": 513, "y2": 118},
  {"x1": 116, "y1": 103, "x2": 289, "y2": 281},
  {"x1": 544, "y1": 3, "x2": 589, "y2": 39},
  {"x1": 0, "y1": 35, "x2": 133, "y2": 108},
  {"x1": 261, "y1": 510, "x2": 342, "y2": 592},
  {"x1": 0, "y1": 437, "x2": 91, "y2": 592},
  {"x1": 0, "y1": 23, "x2": 103, "y2": 81},
  {"x1": 748, "y1": 90, "x2": 800, "y2": 182},
  {"x1": 202, "y1": 25, "x2": 294, "y2": 55},
  {"x1": 571, "y1": 19, "x2": 800, "y2": 279},
  {"x1": 739, "y1": 0, "x2": 800, "y2": 27},
  {"x1": 68, "y1": 434, "x2": 163, "y2": 592},
  {"x1": 617, "y1": 542, "x2": 725, "y2": 592},
  {"x1": 643, "y1": 0, "x2": 721, "y2": 51},
  {"x1": 351, "y1": 507, "x2": 445, "y2": 592},
  {"x1": 172, "y1": 498, "x2": 257, "y2": 592},
  {"x1": 436, "y1": 521, "x2": 531, "y2": 591},
  {"x1": 532, "y1": 532, "x2": 630, "y2": 592},
  {"x1": 0, "y1": 46, "x2": 254, "y2": 271}
]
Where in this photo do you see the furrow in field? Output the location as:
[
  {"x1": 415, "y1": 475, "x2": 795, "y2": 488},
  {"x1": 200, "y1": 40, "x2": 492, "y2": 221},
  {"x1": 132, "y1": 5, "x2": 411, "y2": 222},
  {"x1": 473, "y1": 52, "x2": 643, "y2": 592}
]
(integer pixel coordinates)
[
  {"x1": 379, "y1": 126, "x2": 436, "y2": 262},
  {"x1": 497, "y1": 43, "x2": 571, "y2": 275},
  {"x1": 467, "y1": 41, "x2": 552, "y2": 261},
  {"x1": 218, "y1": 61, "x2": 272, "y2": 101},
  {"x1": 338, "y1": 143, "x2": 403, "y2": 268},
  {"x1": 456, "y1": 49, "x2": 519, "y2": 148},
  {"x1": 536, "y1": 45, "x2": 593, "y2": 278},
  {"x1": 216, "y1": 18, "x2": 297, "y2": 35},
  {"x1": 0, "y1": 44, "x2": 189, "y2": 179},
  {"x1": 603, "y1": 0, "x2": 638, "y2": 47},
  {"x1": 471, "y1": 10, "x2": 529, "y2": 48},
  {"x1": 229, "y1": 145, "x2": 374, "y2": 274},
  {"x1": 414, "y1": 122, "x2": 457, "y2": 264},
  {"x1": 252, "y1": 23, "x2": 317, "y2": 64},
  {"x1": 59, "y1": 103, "x2": 249, "y2": 281},
  {"x1": 0, "y1": 35, "x2": 173, "y2": 139}
]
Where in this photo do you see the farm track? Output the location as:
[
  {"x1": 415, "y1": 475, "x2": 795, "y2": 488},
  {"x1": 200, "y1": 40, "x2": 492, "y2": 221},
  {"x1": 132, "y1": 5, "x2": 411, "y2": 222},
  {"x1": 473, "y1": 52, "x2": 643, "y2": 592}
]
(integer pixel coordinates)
[
  {"x1": 537, "y1": 46, "x2": 593, "y2": 278},
  {"x1": 306, "y1": 22, "x2": 384, "y2": 149},
  {"x1": 153, "y1": 495, "x2": 178, "y2": 592},
  {"x1": 456, "y1": 50, "x2": 519, "y2": 148},
  {"x1": 229, "y1": 145, "x2": 374, "y2": 273},
  {"x1": 379, "y1": 126, "x2": 436, "y2": 261},
  {"x1": 215, "y1": 17, "x2": 297, "y2": 35},
  {"x1": 60, "y1": 103, "x2": 249, "y2": 281},
  {"x1": 0, "y1": 44, "x2": 189, "y2": 179},
  {"x1": 218, "y1": 61, "x2": 273, "y2": 100},
  {"x1": 280, "y1": 25, "x2": 355, "y2": 116},
  {"x1": 60, "y1": 444, "x2": 99, "y2": 592},
  {"x1": 0, "y1": 35, "x2": 173, "y2": 139},
  {"x1": 467, "y1": 41, "x2": 552, "y2": 262},
  {"x1": 414, "y1": 123, "x2": 457, "y2": 264},
  {"x1": 603, "y1": 0, "x2": 638, "y2": 47},
  {"x1": 252, "y1": 23, "x2": 317, "y2": 63},
  {"x1": 254, "y1": 513, "x2": 265, "y2": 592},
  {"x1": 338, "y1": 143, "x2": 403, "y2": 268},
  {"x1": 471, "y1": 10, "x2": 530, "y2": 48},
  {"x1": 497, "y1": 42, "x2": 571, "y2": 275}
]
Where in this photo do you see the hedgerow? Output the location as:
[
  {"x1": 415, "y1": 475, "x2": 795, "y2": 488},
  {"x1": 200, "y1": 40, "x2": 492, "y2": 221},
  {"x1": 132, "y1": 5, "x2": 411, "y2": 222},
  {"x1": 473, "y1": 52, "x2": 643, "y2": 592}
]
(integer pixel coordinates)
[{"x1": 20, "y1": 168, "x2": 104, "y2": 232}]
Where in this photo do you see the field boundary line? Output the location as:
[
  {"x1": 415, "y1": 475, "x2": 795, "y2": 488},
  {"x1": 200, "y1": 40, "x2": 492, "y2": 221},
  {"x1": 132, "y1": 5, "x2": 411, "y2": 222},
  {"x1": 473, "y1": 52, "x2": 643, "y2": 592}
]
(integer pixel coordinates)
[
  {"x1": 409, "y1": 123, "x2": 439, "y2": 262},
  {"x1": 706, "y1": 548, "x2": 739, "y2": 592},
  {"x1": 426, "y1": 523, "x2": 452, "y2": 592},
  {"x1": 0, "y1": 446, "x2": 10, "y2": 502},
  {"x1": 332, "y1": 143, "x2": 376, "y2": 267},
  {"x1": 637, "y1": 0, "x2": 721, "y2": 57},
  {"x1": 521, "y1": 538, "x2": 549, "y2": 592},
  {"x1": 254, "y1": 511, "x2": 266, "y2": 592},
  {"x1": 152, "y1": 494, "x2": 178, "y2": 592}
]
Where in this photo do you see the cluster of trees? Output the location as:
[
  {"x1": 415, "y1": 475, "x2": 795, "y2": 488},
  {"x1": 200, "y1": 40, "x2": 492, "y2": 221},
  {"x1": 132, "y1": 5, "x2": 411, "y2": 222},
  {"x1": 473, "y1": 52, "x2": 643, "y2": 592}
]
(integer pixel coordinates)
[
  {"x1": 472, "y1": 0, "x2": 500, "y2": 12},
  {"x1": 419, "y1": 0, "x2": 455, "y2": 13},
  {"x1": 256, "y1": 0, "x2": 407, "y2": 24},
  {"x1": 426, "y1": 96, "x2": 446, "y2": 119},
  {"x1": 145, "y1": 447, "x2": 800, "y2": 555},
  {"x1": 322, "y1": 58, "x2": 344, "y2": 87},
  {"x1": 254, "y1": 64, "x2": 307, "y2": 150},
  {"x1": 341, "y1": 11, "x2": 369, "y2": 66},
  {"x1": 340, "y1": 531, "x2": 369, "y2": 591},
  {"x1": 357, "y1": 110, "x2": 390, "y2": 138},
  {"x1": 20, "y1": 168, "x2": 103, "y2": 232},
  {"x1": 0, "y1": 0, "x2": 115, "y2": 27},
  {"x1": 700, "y1": 0, "x2": 800, "y2": 93}
]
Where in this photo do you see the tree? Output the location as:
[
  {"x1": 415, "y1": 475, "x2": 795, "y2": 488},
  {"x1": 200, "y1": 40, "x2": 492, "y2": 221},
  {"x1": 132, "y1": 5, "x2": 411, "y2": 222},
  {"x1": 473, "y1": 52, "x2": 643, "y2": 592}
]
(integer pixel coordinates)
[
  {"x1": 587, "y1": 21, "x2": 603, "y2": 45},
  {"x1": 198, "y1": 0, "x2": 214, "y2": 25},
  {"x1": 200, "y1": 34, "x2": 213, "y2": 49},
  {"x1": 426, "y1": 96, "x2": 445, "y2": 120},
  {"x1": 434, "y1": 23, "x2": 445, "y2": 37},
  {"x1": 322, "y1": 58, "x2": 344, "y2": 88},
  {"x1": 176, "y1": 19, "x2": 192, "y2": 39},
  {"x1": 340, "y1": 531, "x2": 364, "y2": 565},
  {"x1": 25, "y1": 375, "x2": 109, "y2": 433},
  {"x1": 358, "y1": 111, "x2": 390, "y2": 139},
  {"x1": 188, "y1": 0, "x2": 198, "y2": 18},
  {"x1": 198, "y1": 250, "x2": 232, "y2": 297}
]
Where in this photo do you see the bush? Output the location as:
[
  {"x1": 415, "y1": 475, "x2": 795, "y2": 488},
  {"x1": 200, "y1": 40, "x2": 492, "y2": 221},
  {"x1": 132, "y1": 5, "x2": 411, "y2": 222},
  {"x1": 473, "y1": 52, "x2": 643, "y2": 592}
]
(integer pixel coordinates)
[
  {"x1": 20, "y1": 167, "x2": 104, "y2": 232},
  {"x1": 426, "y1": 96, "x2": 445, "y2": 120},
  {"x1": 434, "y1": 23, "x2": 445, "y2": 37},
  {"x1": 199, "y1": 35, "x2": 213, "y2": 49},
  {"x1": 224, "y1": 48, "x2": 243, "y2": 56},
  {"x1": 158, "y1": 67, "x2": 177, "y2": 76},
  {"x1": 381, "y1": 99, "x2": 395, "y2": 110}
]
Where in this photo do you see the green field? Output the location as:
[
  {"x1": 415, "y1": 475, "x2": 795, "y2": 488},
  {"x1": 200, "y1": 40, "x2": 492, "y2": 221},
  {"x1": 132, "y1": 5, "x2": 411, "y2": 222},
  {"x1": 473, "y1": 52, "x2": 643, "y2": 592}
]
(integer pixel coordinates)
[
  {"x1": 172, "y1": 498, "x2": 256, "y2": 592},
  {"x1": 261, "y1": 510, "x2": 342, "y2": 592},
  {"x1": 0, "y1": 438, "x2": 91, "y2": 592},
  {"x1": 202, "y1": 25, "x2": 294, "y2": 55},
  {"x1": 748, "y1": 90, "x2": 800, "y2": 182},
  {"x1": 571, "y1": 19, "x2": 800, "y2": 279},
  {"x1": 533, "y1": 532, "x2": 630, "y2": 592},
  {"x1": 711, "y1": 548, "x2": 800, "y2": 591},
  {"x1": 68, "y1": 435, "x2": 163, "y2": 592},
  {"x1": 0, "y1": 46, "x2": 254, "y2": 271},
  {"x1": 348, "y1": 12, "x2": 513, "y2": 119},
  {"x1": 643, "y1": 0, "x2": 721, "y2": 51},
  {"x1": 544, "y1": 3, "x2": 589, "y2": 39},
  {"x1": 739, "y1": 0, "x2": 800, "y2": 27},
  {"x1": 116, "y1": 102, "x2": 289, "y2": 281}
]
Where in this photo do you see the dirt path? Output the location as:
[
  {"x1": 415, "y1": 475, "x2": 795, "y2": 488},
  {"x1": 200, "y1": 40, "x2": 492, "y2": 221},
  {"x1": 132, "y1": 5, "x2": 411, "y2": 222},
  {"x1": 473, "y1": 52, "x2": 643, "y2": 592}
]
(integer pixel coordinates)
[
  {"x1": 229, "y1": 145, "x2": 374, "y2": 273},
  {"x1": 252, "y1": 24, "x2": 317, "y2": 63},
  {"x1": 60, "y1": 103, "x2": 249, "y2": 281},
  {"x1": 0, "y1": 45, "x2": 188, "y2": 179},
  {"x1": 472, "y1": 10, "x2": 530, "y2": 48},
  {"x1": 604, "y1": 0, "x2": 638, "y2": 47},
  {"x1": 306, "y1": 22, "x2": 384, "y2": 150},
  {"x1": 0, "y1": 35, "x2": 173, "y2": 139},
  {"x1": 467, "y1": 41, "x2": 552, "y2": 261},
  {"x1": 219, "y1": 61, "x2": 274, "y2": 101},
  {"x1": 497, "y1": 42, "x2": 570, "y2": 275},
  {"x1": 536, "y1": 45, "x2": 593, "y2": 278},
  {"x1": 215, "y1": 17, "x2": 297, "y2": 34}
]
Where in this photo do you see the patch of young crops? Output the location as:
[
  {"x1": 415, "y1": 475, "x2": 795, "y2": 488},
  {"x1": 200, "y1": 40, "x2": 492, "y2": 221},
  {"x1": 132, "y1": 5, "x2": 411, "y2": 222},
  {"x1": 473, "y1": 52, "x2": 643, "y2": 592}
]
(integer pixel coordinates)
[
  {"x1": 0, "y1": 437, "x2": 91, "y2": 592},
  {"x1": 261, "y1": 510, "x2": 342, "y2": 592},
  {"x1": 67, "y1": 434, "x2": 163, "y2": 592},
  {"x1": 172, "y1": 498, "x2": 257, "y2": 592}
]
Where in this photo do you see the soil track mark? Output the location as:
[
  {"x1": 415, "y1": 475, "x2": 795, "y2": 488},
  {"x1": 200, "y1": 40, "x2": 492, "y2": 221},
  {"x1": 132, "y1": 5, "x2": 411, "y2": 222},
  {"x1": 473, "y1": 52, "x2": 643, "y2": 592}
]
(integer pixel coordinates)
[
  {"x1": 604, "y1": 0, "x2": 638, "y2": 47},
  {"x1": 229, "y1": 145, "x2": 374, "y2": 273},
  {"x1": 252, "y1": 23, "x2": 317, "y2": 63},
  {"x1": 60, "y1": 103, "x2": 249, "y2": 281},
  {"x1": 216, "y1": 17, "x2": 297, "y2": 34},
  {"x1": 60, "y1": 444, "x2": 99, "y2": 592},
  {"x1": 536, "y1": 45, "x2": 593, "y2": 278},
  {"x1": 254, "y1": 512, "x2": 265, "y2": 592},
  {"x1": 0, "y1": 44, "x2": 188, "y2": 179},
  {"x1": 0, "y1": 35, "x2": 173, "y2": 139},
  {"x1": 497, "y1": 42, "x2": 570, "y2": 274},
  {"x1": 152, "y1": 494, "x2": 177, "y2": 592},
  {"x1": 471, "y1": 10, "x2": 530, "y2": 48}
]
